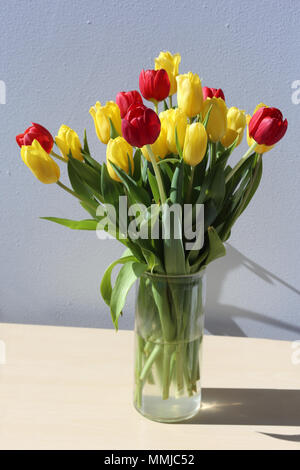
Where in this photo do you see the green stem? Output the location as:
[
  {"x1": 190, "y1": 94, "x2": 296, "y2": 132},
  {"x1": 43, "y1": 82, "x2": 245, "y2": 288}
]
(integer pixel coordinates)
[
  {"x1": 146, "y1": 144, "x2": 167, "y2": 204},
  {"x1": 162, "y1": 344, "x2": 176, "y2": 400},
  {"x1": 223, "y1": 154, "x2": 262, "y2": 240},
  {"x1": 225, "y1": 142, "x2": 257, "y2": 183},
  {"x1": 139, "y1": 343, "x2": 162, "y2": 382},
  {"x1": 56, "y1": 181, "x2": 96, "y2": 211},
  {"x1": 210, "y1": 141, "x2": 217, "y2": 168},
  {"x1": 154, "y1": 102, "x2": 158, "y2": 114},
  {"x1": 186, "y1": 166, "x2": 195, "y2": 203},
  {"x1": 135, "y1": 336, "x2": 144, "y2": 408},
  {"x1": 51, "y1": 151, "x2": 66, "y2": 162},
  {"x1": 168, "y1": 95, "x2": 173, "y2": 109}
]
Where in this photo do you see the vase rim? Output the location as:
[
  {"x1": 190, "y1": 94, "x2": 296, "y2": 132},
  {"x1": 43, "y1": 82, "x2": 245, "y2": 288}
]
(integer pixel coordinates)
[{"x1": 142, "y1": 268, "x2": 206, "y2": 281}]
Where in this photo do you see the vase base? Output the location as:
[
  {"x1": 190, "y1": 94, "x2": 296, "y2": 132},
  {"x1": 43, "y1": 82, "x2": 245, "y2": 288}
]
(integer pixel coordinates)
[{"x1": 133, "y1": 392, "x2": 201, "y2": 423}]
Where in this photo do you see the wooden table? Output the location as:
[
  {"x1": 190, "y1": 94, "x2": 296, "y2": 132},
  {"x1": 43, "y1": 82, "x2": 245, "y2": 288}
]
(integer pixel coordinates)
[{"x1": 0, "y1": 323, "x2": 299, "y2": 450}]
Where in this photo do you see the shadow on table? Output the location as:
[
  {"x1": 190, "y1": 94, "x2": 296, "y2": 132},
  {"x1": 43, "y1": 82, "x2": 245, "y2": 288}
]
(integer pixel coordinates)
[
  {"x1": 185, "y1": 388, "x2": 300, "y2": 427},
  {"x1": 259, "y1": 432, "x2": 300, "y2": 443}
]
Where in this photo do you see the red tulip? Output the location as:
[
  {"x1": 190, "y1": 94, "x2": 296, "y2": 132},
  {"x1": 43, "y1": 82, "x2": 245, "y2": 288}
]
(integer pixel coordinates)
[
  {"x1": 139, "y1": 69, "x2": 170, "y2": 102},
  {"x1": 116, "y1": 90, "x2": 143, "y2": 118},
  {"x1": 249, "y1": 107, "x2": 288, "y2": 146},
  {"x1": 203, "y1": 87, "x2": 225, "y2": 101},
  {"x1": 121, "y1": 104, "x2": 161, "y2": 148},
  {"x1": 16, "y1": 123, "x2": 54, "y2": 154}
]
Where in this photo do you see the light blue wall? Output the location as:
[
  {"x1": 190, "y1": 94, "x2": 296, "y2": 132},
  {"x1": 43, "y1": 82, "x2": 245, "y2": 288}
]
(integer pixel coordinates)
[{"x1": 1, "y1": 0, "x2": 299, "y2": 339}]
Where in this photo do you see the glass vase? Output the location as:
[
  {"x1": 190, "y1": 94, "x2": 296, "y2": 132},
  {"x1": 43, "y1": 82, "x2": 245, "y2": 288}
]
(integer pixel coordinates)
[{"x1": 133, "y1": 270, "x2": 206, "y2": 423}]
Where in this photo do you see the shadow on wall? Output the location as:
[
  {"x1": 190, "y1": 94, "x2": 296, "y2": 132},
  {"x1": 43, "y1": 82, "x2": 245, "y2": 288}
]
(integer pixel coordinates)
[{"x1": 205, "y1": 244, "x2": 300, "y2": 338}]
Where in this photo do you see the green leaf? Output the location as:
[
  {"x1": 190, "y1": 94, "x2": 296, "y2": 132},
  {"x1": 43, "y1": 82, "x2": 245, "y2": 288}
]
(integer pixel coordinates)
[
  {"x1": 68, "y1": 153, "x2": 101, "y2": 194},
  {"x1": 40, "y1": 217, "x2": 98, "y2": 230},
  {"x1": 82, "y1": 150, "x2": 102, "y2": 173},
  {"x1": 147, "y1": 169, "x2": 160, "y2": 204},
  {"x1": 189, "y1": 249, "x2": 208, "y2": 273},
  {"x1": 193, "y1": 151, "x2": 208, "y2": 190},
  {"x1": 159, "y1": 161, "x2": 174, "y2": 183},
  {"x1": 175, "y1": 127, "x2": 183, "y2": 158},
  {"x1": 109, "y1": 118, "x2": 119, "y2": 139},
  {"x1": 240, "y1": 156, "x2": 263, "y2": 214},
  {"x1": 133, "y1": 148, "x2": 142, "y2": 183},
  {"x1": 209, "y1": 164, "x2": 225, "y2": 209},
  {"x1": 170, "y1": 160, "x2": 184, "y2": 204},
  {"x1": 195, "y1": 169, "x2": 213, "y2": 205},
  {"x1": 205, "y1": 226, "x2": 226, "y2": 265},
  {"x1": 110, "y1": 261, "x2": 148, "y2": 329},
  {"x1": 67, "y1": 159, "x2": 98, "y2": 208},
  {"x1": 100, "y1": 252, "x2": 137, "y2": 307},
  {"x1": 216, "y1": 135, "x2": 239, "y2": 168},
  {"x1": 139, "y1": 246, "x2": 165, "y2": 274},
  {"x1": 109, "y1": 161, "x2": 151, "y2": 206},
  {"x1": 80, "y1": 201, "x2": 98, "y2": 219},
  {"x1": 162, "y1": 202, "x2": 186, "y2": 274},
  {"x1": 101, "y1": 163, "x2": 123, "y2": 208},
  {"x1": 202, "y1": 104, "x2": 213, "y2": 128},
  {"x1": 83, "y1": 129, "x2": 91, "y2": 155},
  {"x1": 141, "y1": 155, "x2": 148, "y2": 185},
  {"x1": 204, "y1": 199, "x2": 218, "y2": 230},
  {"x1": 82, "y1": 130, "x2": 102, "y2": 172},
  {"x1": 157, "y1": 157, "x2": 180, "y2": 166}
]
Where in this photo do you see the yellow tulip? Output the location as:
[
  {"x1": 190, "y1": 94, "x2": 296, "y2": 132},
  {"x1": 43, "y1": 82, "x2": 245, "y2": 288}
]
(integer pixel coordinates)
[
  {"x1": 221, "y1": 107, "x2": 246, "y2": 148},
  {"x1": 246, "y1": 103, "x2": 274, "y2": 154},
  {"x1": 141, "y1": 127, "x2": 168, "y2": 162},
  {"x1": 183, "y1": 122, "x2": 208, "y2": 166},
  {"x1": 55, "y1": 125, "x2": 83, "y2": 161},
  {"x1": 159, "y1": 108, "x2": 188, "y2": 154},
  {"x1": 221, "y1": 128, "x2": 239, "y2": 148},
  {"x1": 89, "y1": 101, "x2": 122, "y2": 144},
  {"x1": 106, "y1": 136, "x2": 134, "y2": 182},
  {"x1": 155, "y1": 51, "x2": 181, "y2": 96},
  {"x1": 202, "y1": 97, "x2": 227, "y2": 142},
  {"x1": 21, "y1": 139, "x2": 60, "y2": 184},
  {"x1": 176, "y1": 72, "x2": 203, "y2": 118}
]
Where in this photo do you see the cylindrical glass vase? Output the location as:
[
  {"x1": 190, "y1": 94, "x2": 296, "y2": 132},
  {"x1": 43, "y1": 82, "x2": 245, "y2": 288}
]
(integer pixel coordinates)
[{"x1": 133, "y1": 270, "x2": 206, "y2": 423}]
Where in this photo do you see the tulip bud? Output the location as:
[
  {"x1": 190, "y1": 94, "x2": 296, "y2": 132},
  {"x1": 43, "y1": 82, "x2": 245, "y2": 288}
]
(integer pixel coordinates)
[
  {"x1": 202, "y1": 97, "x2": 227, "y2": 142},
  {"x1": 16, "y1": 123, "x2": 54, "y2": 154},
  {"x1": 139, "y1": 69, "x2": 170, "y2": 103},
  {"x1": 122, "y1": 104, "x2": 161, "y2": 148},
  {"x1": 20, "y1": 139, "x2": 60, "y2": 184},
  {"x1": 221, "y1": 107, "x2": 246, "y2": 148},
  {"x1": 155, "y1": 51, "x2": 181, "y2": 96},
  {"x1": 176, "y1": 72, "x2": 203, "y2": 118},
  {"x1": 141, "y1": 127, "x2": 168, "y2": 162},
  {"x1": 183, "y1": 122, "x2": 208, "y2": 166},
  {"x1": 245, "y1": 104, "x2": 272, "y2": 154},
  {"x1": 89, "y1": 101, "x2": 122, "y2": 144},
  {"x1": 159, "y1": 108, "x2": 188, "y2": 154},
  {"x1": 106, "y1": 136, "x2": 134, "y2": 182},
  {"x1": 203, "y1": 87, "x2": 225, "y2": 101},
  {"x1": 55, "y1": 125, "x2": 83, "y2": 161},
  {"x1": 249, "y1": 104, "x2": 287, "y2": 146},
  {"x1": 116, "y1": 90, "x2": 143, "y2": 118}
]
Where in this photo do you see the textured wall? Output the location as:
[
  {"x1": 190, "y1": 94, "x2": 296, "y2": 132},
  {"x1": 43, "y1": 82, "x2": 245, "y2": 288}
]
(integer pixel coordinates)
[{"x1": 0, "y1": 0, "x2": 299, "y2": 339}]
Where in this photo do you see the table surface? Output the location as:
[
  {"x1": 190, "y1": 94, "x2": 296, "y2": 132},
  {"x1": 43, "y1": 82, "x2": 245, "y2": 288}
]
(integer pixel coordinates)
[{"x1": 0, "y1": 322, "x2": 299, "y2": 450}]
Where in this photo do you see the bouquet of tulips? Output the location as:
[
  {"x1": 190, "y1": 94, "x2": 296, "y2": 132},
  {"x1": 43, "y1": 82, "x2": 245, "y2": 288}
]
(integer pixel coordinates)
[{"x1": 17, "y1": 51, "x2": 287, "y2": 405}]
